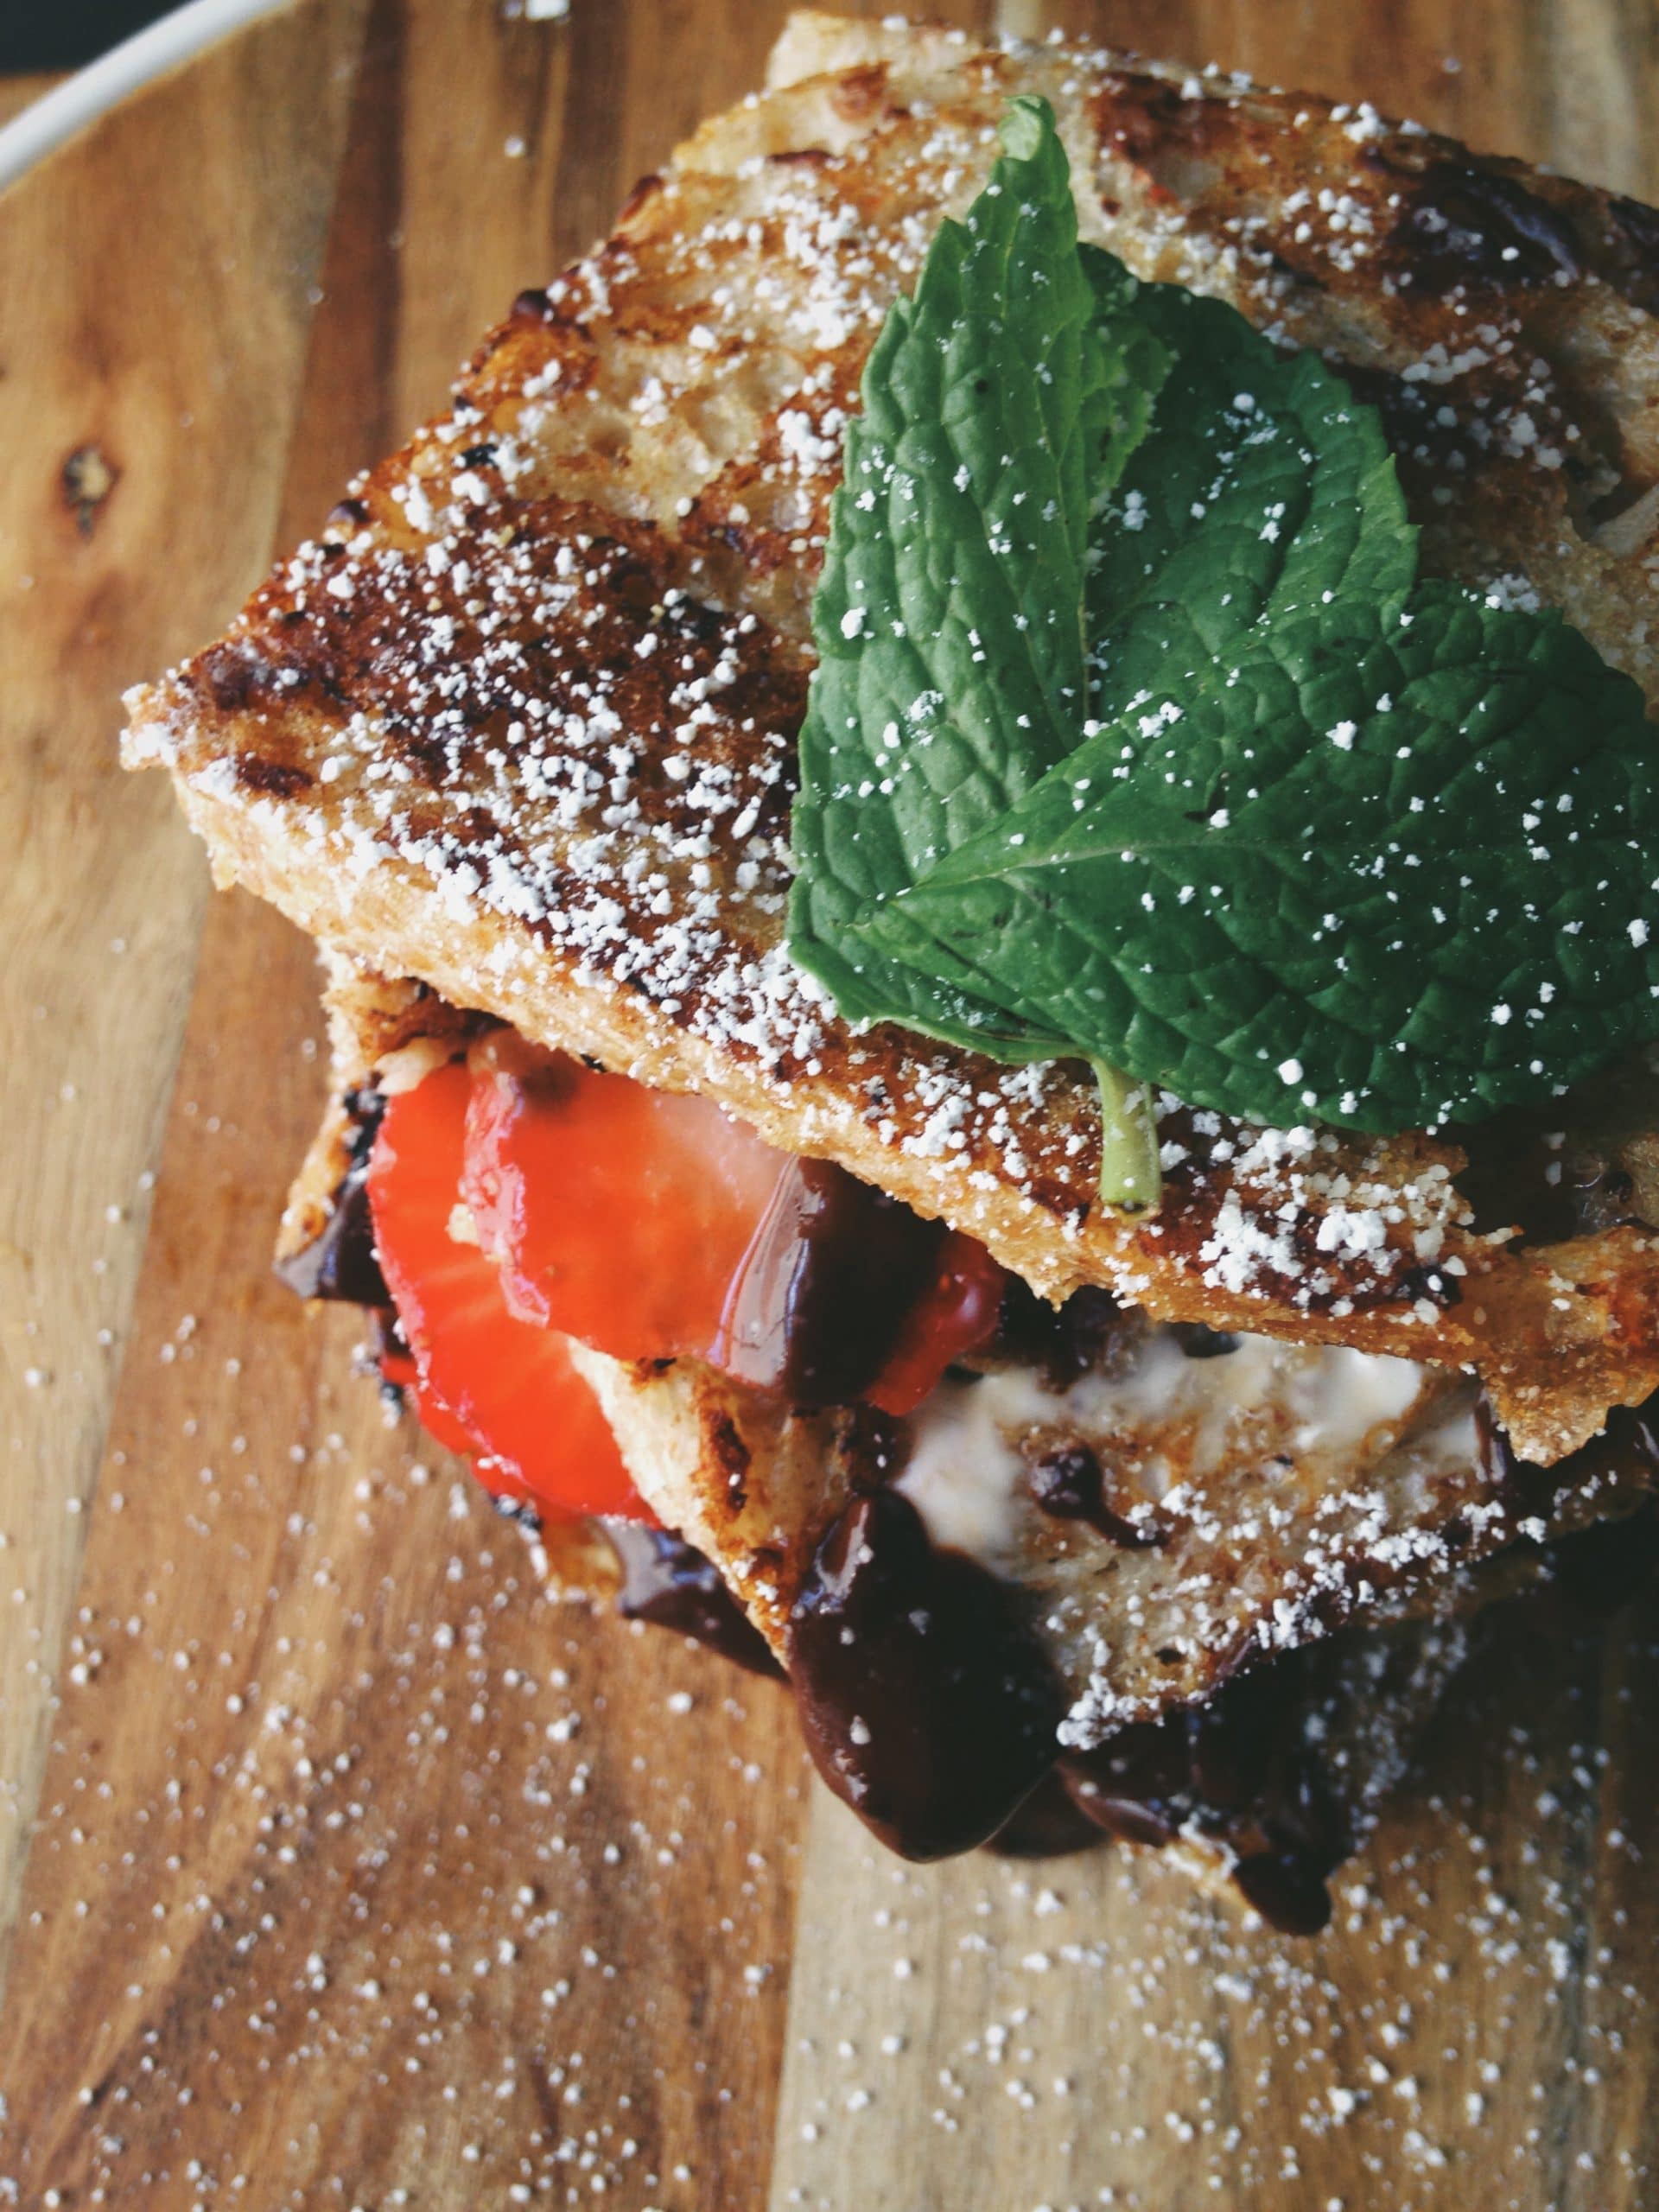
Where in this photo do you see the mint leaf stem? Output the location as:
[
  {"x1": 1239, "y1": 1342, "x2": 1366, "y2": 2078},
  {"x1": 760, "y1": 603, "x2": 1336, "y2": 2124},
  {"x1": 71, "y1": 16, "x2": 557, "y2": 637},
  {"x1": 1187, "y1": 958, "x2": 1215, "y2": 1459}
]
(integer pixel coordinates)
[{"x1": 1093, "y1": 1061, "x2": 1162, "y2": 1211}]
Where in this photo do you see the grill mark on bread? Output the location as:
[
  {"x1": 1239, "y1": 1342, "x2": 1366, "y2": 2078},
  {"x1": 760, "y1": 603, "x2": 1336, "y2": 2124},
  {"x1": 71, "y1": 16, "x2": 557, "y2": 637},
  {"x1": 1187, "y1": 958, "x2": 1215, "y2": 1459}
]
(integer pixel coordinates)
[
  {"x1": 829, "y1": 62, "x2": 891, "y2": 124},
  {"x1": 1388, "y1": 157, "x2": 1584, "y2": 289},
  {"x1": 232, "y1": 752, "x2": 313, "y2": 799}
]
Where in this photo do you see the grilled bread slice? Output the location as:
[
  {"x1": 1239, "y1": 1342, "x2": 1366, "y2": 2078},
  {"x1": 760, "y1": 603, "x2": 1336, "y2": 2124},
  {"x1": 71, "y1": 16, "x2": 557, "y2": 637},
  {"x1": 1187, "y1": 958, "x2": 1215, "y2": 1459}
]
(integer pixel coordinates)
[{"x1": 125, "y1": 13, "x2": 1659, "y2": 1464}]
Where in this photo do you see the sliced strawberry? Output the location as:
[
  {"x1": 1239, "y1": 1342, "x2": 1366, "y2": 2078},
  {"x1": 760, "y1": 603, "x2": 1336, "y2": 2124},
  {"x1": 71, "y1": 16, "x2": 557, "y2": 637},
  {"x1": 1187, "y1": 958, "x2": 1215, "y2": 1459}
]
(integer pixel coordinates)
[
  {"x1": 378, "y1": 1336, "x2": 485, "y2": 1464},
  {"x1": 866, "y1": 1232, "x2": 1008, "y2": 1416},
  {"x1": 462, "y1": 1031, "x2": 785, "y2": 1363},
  {"x1": 461, "y1": 1028, "x2": 1013, "y2": 1408},
  {"x1": 367, "y1": 1060, "x2": 642, "y2": 1520}
]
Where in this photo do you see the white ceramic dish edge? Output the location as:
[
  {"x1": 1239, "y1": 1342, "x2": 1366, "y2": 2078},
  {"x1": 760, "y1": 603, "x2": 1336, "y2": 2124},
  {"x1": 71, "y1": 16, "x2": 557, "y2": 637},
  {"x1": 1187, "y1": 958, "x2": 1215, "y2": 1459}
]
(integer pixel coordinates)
[{"x1": 0, "y1": 0, "x2": 290, "y2": 196}]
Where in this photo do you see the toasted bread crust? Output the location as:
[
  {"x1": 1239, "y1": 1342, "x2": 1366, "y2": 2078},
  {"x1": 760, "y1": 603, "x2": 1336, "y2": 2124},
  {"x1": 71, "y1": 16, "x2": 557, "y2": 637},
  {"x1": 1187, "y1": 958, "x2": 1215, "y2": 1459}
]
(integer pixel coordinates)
[{"x1": 125, "y1": 15, "x2": 1659, "y2": 1461}]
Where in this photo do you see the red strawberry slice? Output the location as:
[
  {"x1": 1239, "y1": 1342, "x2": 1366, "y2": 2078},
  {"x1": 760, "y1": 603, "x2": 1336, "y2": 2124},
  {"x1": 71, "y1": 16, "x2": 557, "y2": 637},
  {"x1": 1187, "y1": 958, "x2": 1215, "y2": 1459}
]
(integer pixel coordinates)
[
  {"x1": 461, "y1": 1031, "x2": 1009, "y2": 1410},
  {"x1": 367, "y1": 1059, "x2": 643, "y2": 1520},
  {"x1": 461, "y1": 1030, "x2": 785, "y2": 1363},
  {"x1": 866, "y1": 1232, "x2": 1008, "y2": 1415}
]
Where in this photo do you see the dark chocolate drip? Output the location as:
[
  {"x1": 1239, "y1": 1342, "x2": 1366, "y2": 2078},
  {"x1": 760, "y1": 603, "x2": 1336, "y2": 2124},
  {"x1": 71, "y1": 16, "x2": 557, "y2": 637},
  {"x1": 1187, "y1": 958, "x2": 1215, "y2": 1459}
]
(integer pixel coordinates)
[
  {"x1": 785, "y1": 1491, "x2": 1066, "y2": 1860},
  {"x1": 1576, "y1": 1399, "x2": 1659, "y2": 1483},
  {"x1": 1060, "y1": 1731, "x2": 1185, "y2": 1852},
  {"x1": 1479, "y1": 1394, "x2": 1659, "y2": 1535},
  {"x1": 716, "y1": 1158, "x2": 946, "y2": 1407},
  {"x1": 606, "y1": 1522, "x2": 782, "y2": 1679},
  {"x1": 993, "y1": 1280, "x2": 1121, "y2": 1386},
  {"x1": 276, "y1": 1089, "x2": 389, "y2": 1305},
  {"x1": 1545, "y1": 1497, "x2": 1659, "y2": 1621},
  {"x1": 985, "y1": 1768, "x2": 1105, "y2": 1859},
  {"x1": 1230, "y1": 1851, "x2": 1339, "y2": 1936},
  {"x1": 1605, "y1": 194, "x2": 1659, "y2": 315},
  {"x1": 1452, "y1": 1103, "x2": 1652, "y2": 1249},
  {"x1": 1497, "y1": 1404, "x2": 1659, "y2": 1615},
  {"x1": 511, "y1": 285, "x2": 557, "y2": 323},
  {"x1": 1028, "y1": 1443, "x2": 1165, "y2": 1550},
  {"x1": 1058, "y1": 1645, "x2": 1354, "y2": 1936}
]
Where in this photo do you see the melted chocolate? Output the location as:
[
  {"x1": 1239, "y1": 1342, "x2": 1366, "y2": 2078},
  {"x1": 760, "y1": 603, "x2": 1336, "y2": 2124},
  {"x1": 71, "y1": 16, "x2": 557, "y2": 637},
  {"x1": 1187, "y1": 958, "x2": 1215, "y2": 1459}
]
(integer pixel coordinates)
[
  {"x1": 1058, "y1": 1644, "x2": 1354, "y2": 1936},
  {"x1": 1605, "y1": 194, "x2": 1659, "y2": 315},
  {"x1": 1029, "y1": 1443, "x2": 1165, "y2": 1550},
  {"x1": 1548, "y1": 1494, "x2": 1659, "y2": 1620},
  {"x1": 986, "y1": 1768, "x2": 1105, "y2": 1859},
  {"x1": 786, "y1": 1491, "x2": 1066, "y2": 1860},
  {"x1": 276, "y1": 1089, "x2": 389, "y2": 1305},
  {"x1": 1231, "y1": 1850, "x2": 1338, "y2": 1937},
  {"x1": 606, "y1": 1522, "x2": 781, "y2": 1678},
  {"x1": 1167, "y1": 1321, "x2": 1241, "y2": 1359},
  {"x1": 511, "y1": 285, "x2": 557, "y2": 323},
  {"x1": 1499, "y1": 1407, "x2": 1659, "y2": 1618},
  {"x1": 1454, "y1": 1107, "x2": 1649, "y2": 1249},
  {"x1": 715, "y1": 1158, "x2": 946, "y2": 1407},
  {"x1": 1478, "y1": 1394, "x2": 1659, "y2": 1535}
]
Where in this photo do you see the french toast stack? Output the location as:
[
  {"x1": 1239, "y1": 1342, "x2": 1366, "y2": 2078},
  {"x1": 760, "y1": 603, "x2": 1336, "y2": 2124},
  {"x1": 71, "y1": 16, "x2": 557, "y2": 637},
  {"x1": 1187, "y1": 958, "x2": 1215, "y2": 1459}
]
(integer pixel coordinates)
[{"x1": 124, "y1": 13, "x2": 1659, "y2": 1924}]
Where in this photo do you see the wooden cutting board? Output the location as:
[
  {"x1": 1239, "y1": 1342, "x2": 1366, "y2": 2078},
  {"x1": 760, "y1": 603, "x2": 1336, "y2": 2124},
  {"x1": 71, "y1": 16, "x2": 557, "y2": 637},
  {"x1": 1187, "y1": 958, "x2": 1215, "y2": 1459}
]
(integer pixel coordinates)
[{"x1": 4, "y1": 3, "x2": 1659, "y2": 2204}]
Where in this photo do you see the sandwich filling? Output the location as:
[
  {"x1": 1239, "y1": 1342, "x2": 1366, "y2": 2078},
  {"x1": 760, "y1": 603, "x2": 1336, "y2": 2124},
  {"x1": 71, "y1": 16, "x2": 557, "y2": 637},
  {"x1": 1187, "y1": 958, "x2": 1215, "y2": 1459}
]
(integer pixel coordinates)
[
  {"x1": 281, "y1": 1015, "x2": 1659, "y2": 1928},
  {"x1": 361, "y1": 1029, "x2": 1008, "y2": 1516}
]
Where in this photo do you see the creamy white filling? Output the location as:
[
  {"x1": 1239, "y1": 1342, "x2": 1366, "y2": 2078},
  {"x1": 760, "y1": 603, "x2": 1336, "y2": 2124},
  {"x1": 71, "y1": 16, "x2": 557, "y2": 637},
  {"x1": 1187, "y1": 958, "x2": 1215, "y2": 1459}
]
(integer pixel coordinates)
[{"x1": 894, "y1": 1326, "x2": 1479, "y2": 1569}]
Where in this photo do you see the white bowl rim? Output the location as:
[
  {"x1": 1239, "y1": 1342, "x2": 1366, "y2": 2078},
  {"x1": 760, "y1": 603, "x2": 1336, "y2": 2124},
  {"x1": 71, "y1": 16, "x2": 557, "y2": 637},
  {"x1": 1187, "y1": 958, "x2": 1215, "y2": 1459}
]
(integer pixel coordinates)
[{"x1": 0, "y1": 0, "x2": 291, "y2": 197}]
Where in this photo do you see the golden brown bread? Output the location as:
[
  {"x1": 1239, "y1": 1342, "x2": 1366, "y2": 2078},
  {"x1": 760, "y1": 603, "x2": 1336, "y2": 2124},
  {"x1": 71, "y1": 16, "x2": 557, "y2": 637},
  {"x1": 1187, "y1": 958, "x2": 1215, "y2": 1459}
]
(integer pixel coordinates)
[{"x1": 125, "y1": 12, "x2": 1659, "y2": 1461}]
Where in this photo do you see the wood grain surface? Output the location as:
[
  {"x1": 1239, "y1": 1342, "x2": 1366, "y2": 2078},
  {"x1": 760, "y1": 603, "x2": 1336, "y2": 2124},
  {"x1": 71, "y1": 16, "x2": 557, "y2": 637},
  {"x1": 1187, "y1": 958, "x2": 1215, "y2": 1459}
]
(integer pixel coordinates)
[{"x1": 3, "y1": 3, "x2": 1659, "y2": 2207}]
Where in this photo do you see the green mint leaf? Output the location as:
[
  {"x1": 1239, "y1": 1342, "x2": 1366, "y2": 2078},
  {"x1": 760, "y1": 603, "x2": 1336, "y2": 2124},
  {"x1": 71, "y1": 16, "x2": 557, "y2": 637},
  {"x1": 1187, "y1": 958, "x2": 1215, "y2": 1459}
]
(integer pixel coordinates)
[
  {"x1": 786, "y1": 98, "x2": 1164, "y2": 1056},
  {"x1": 789, "y1": 93, "x2": 1659, "y2": 1149},
  {"x1": 1079, "y1": 250, "x2": 1173, "y2": 514},
  {"x1": 1082, "y1": 269, "x2": 1415, "y2": 727},
  {"x1": 862, "y1": 586, "x2": 1659, "y2": 1131}
]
